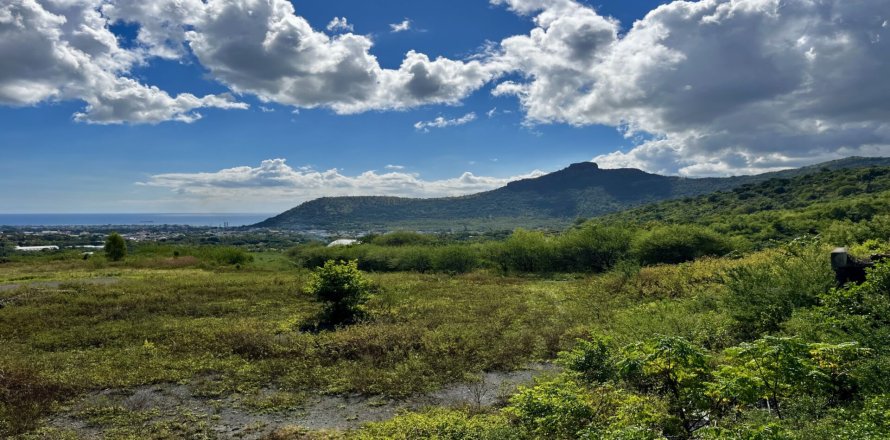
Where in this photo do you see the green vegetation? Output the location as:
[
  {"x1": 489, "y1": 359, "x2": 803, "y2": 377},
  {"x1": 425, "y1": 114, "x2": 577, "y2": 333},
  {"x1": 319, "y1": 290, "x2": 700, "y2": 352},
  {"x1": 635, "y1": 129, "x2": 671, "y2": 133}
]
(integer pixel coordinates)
[
  {"x1": 5, "y1": 162, "x2": 890, "y2": 439},
  {"x1": 256, "y1": 157, "x2": 890, "y2": 232},
  {"x1": 305, "y1": 260, "x2": 373, "y2": 328},
  {"x1": 103, "y1": 232, "x2": 127, "y2": 261}
]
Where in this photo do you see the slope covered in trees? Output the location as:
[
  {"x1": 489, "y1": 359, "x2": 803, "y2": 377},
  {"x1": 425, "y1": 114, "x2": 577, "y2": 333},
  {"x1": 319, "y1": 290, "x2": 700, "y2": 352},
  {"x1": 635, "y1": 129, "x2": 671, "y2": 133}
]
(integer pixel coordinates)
[{"x1": 255, "y1": 157, "x2": 890, "y2": 232}]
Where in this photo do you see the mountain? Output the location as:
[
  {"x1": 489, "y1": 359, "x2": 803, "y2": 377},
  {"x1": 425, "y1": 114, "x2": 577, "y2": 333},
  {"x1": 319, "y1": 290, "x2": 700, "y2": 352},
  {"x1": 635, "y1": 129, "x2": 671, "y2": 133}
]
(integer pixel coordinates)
[{"x1": 253, "y1": 157, "x2": 890, "y2": 232}]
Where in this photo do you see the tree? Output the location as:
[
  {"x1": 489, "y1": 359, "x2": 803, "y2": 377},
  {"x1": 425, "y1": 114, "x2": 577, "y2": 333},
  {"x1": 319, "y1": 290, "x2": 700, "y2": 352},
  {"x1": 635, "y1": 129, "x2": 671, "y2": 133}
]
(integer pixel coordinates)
[
  {"x1": 305, "y1": 259, "x2": 372, "y2": 328},
  {"x1": 104, "y1": 232, "x2": 126, "y2": 262},
  {"x1": 616, "y1": 336, "x2": 712, "y2": 439}
]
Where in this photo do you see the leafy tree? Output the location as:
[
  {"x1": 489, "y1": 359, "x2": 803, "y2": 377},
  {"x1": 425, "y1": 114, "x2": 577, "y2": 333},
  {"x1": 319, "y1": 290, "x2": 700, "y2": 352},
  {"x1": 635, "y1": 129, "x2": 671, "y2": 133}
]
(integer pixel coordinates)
[
  {"x1": 305, "y1": 259, "x2": 372, "y2": 328},
  {"x1": 616, "y1": 336, "x2": 712, "y2": 438},
  {"x1": 104, "y1": 232, "x2": 127, "y2": 262},
  {"x1": 716, "y1": 337, "x2": 814, "y2": 419}
]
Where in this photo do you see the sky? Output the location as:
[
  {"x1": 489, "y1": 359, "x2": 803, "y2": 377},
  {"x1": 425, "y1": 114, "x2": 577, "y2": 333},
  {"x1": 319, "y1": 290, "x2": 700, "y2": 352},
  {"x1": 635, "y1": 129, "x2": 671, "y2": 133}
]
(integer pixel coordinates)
[{"x1": 1, "y1": 0, "x2": 889, "y2": 213}]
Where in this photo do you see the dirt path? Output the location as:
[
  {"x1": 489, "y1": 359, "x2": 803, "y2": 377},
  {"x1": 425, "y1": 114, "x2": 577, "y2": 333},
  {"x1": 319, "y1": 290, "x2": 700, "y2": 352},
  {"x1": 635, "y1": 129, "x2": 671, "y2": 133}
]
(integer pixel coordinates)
[{"x1": 46, "y1": 363, "x2": 557, "y2": 439}]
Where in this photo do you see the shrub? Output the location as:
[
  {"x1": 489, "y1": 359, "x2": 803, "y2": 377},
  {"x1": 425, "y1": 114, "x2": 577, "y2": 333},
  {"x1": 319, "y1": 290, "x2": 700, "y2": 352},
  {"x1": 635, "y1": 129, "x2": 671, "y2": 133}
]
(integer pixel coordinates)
[
  {"x1": 211, "y1": 247, "x2": 253, "y2": 266},
  {"x1": 558, "y1": 334, "x2": 615, "y2": 384},
  {"x1": 104, "y1": 232, "x2": 127, "y2": 262},
  {"x1": 557, "y1": 224, "x2": 633, "y2": 272},
  {"x1": 632, "y1": 225, "x2": 736, "y2": 266},
  {"x1": 305, "y1": 260, "x2": 372, "y2": 328},
  {"x1": 433, "y1": 245, "x2": 480, "y2": 273},
  {"x1": 725, "y1": 242, "x2": 832, "y2": 339},
  {"x1": 506, "y1": 378, "x2": 599, "y2": 439},
  {"x1": 490, "y1": 229, "x2": 555, "y2": 273},
  {"x1": 369, "y1": 231, "x2": 434, "y2": 247},
  {"x1": 356, "y1": 408, "x2": 518, "y2": 440}
]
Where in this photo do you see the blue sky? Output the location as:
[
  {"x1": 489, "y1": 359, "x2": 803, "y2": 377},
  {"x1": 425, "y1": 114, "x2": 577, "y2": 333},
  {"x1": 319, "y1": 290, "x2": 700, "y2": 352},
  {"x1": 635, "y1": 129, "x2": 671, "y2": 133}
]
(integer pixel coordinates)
[{"x1": 1, "y1": 0, "x2": 888, "y2": 213}]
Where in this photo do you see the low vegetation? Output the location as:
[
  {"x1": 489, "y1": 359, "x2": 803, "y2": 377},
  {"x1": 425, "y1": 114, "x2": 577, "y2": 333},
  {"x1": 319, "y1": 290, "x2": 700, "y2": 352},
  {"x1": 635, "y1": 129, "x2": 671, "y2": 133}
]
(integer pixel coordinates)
[{"x1": 3, "y1": 165, "x2": 890, "y2": 439}]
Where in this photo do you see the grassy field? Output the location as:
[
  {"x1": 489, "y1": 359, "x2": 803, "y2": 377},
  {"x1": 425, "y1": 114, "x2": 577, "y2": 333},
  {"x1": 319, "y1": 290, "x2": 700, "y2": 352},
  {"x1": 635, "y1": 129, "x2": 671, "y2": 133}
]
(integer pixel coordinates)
[
  {"x1": 6, "y1": 236, "x2": 889, "y2": 440},
  {"x1": 0, "y1": 244, "x2": 764, "y2": 439}
]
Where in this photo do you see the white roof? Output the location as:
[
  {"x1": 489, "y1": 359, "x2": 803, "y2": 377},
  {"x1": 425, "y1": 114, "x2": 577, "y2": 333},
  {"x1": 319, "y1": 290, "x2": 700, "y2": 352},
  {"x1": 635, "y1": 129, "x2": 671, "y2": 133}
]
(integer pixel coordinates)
[
  {"x1": 15, "y1": 245, "x2": 60, "y2": 251},
  {"x1": 327, "y1": 239, "x2": 359, "y2": 247}
]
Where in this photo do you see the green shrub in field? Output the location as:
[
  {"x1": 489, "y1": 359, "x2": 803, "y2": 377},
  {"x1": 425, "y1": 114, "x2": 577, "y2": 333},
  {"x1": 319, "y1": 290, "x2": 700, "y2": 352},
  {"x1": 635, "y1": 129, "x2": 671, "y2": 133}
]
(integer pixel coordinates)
[
  {"x1": 631, "y1": 225, "x2": 736, "y2": 266},
  {"x1": 558, "y1": 334, "x2": 616, "y2": 384},
  {"x1": 104, "y1": 232, "x2": 127, "y2": 262},
  {"x1": 368, "y1": 231, "x2": 434, "y2": 247},
  {"x1": 725, "y1": 241, "x2": 832, "y2": 339},
  {"x1": 210, "y1": 247, "x2": 253, "y2": 266},
  {"x1": 506, "y1": 377, "x2": 599, "y2": 439},
  {"x1": 490, "y1": 229, "x2": 555, "y2": 272},
  {"x1": 616, "y1": 336, "x2": 711, "y2": 438},
  {"x1": 355, "y1": 408, "x2": 518, "y2": 440},
  {"x1": 433, "y1": 245, "x2": 480, "y2": 273},
  {"x1": 305, "y1": 259, "x2": 372, "y2": 328},
  {"x1": 556, "y1": 224, "x2": 634, "y2": 272}
]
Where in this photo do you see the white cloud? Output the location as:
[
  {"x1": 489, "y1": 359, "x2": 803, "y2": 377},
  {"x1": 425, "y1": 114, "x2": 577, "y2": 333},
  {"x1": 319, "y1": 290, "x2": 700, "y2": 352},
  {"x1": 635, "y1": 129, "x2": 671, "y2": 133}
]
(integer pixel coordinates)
[
  {"x1": 326, "y1": 16, "x2": 353, "y2": 33},
  {"x1": 488, "y1": 0, "x2": 890, "y2": 175},
  {"x1": 385, "y1": 164, "x2": 405, "y2": 170},
  {"x1": 141, "y1": 159, "x2": 545, "y2": 206},
  {"x1": 2, "y1": 0, "x2": 890, "y2": 174},
  {"x1": 390, "y1": 18, "x2": 411, "y2": 33},
  {"x1": 185, "y1": 1, "x2": 505, "y2": 114},
  {"x1": 0, "y1": 0, "x2": 246, "y2": 124},
  {"x1": 414, "y1": 112, "x2": 477, "y2": 132}
]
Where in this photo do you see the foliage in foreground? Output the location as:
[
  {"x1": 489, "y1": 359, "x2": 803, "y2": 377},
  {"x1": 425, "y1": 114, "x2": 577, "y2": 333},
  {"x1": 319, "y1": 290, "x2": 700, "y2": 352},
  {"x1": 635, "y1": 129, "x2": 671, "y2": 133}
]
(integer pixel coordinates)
[{"x1": 354, "y1": 260, "x2": 890, "y2": 439}]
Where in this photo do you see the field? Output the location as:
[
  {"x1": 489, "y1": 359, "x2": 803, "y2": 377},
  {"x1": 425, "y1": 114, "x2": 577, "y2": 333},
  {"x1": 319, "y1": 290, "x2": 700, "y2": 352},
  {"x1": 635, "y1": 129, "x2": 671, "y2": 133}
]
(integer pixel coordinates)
[
  {"x1": 2, "y1": 215, "x2": 889, "y2": 439},
  {"x1": 0, "y1": 245, "x2": 757, "y2": 438}
]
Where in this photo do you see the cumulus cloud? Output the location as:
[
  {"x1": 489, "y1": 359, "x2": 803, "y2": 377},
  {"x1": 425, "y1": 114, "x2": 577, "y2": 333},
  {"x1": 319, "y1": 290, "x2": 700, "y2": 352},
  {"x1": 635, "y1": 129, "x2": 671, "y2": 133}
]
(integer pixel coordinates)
[
  {"x1": 0, "y1": 0, "x2": 500, "y2": 122},
  {"x1": 385, "y1": 164, "x2": 405, "y2": 170},
  {"x1": 141, "y1": 159, "x2": 545, "y2": 204},
  {"x1": 390, "y1": 18, "x2": 411, "y2": 33},
  {"x1": 3, "y1": 0, "x2": 890, "y2": 174},
  {"x1": 489, "y1": 0, "x2": 890, "y2": 175},
  {"x1": 0, "y1": 0, "x2": 246, "y2": 124},
  {"x1": 185, "y1": 0, "x2": 505, "y2": 114},
  {"x1": 326, "y1": 16, "x2": 353, "y2": 33},
  {"x1": 414, "y1": 112, "x2": 477, "y2": 132}
]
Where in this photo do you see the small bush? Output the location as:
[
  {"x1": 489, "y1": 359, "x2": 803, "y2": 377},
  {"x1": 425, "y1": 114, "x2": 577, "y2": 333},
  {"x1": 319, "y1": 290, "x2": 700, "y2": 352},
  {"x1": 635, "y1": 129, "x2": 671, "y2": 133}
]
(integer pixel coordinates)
[
  {"x1": 305, "y1": 260, "x2": 373, "y2": 328},
  {"x1": 369, "y1": 231, "x2": 434, "y2": 247},
  {"x1": 433, "y1": 245, "x2": 480, "y2": 273},
  {"x1": 632, "y1": 225, "x2": 736, "y2": 266}
]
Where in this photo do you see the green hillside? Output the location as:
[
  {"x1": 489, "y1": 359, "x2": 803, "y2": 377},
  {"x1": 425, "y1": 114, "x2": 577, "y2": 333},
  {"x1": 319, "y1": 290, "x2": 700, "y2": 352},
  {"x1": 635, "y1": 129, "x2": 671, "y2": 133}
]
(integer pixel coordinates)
[
  {"x1": 255, "y1": 157, "x2": 890, "y2": 232},
  {"x1": 598, "y1": 165, "x2": 890, "y2": 246}
]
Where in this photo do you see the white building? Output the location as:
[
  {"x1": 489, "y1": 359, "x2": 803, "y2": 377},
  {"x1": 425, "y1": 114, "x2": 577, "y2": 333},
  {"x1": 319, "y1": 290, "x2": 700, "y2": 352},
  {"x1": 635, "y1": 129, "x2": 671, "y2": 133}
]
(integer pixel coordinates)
[
  {"x1": 15, "y1": 245, "x2": 60, "y2": 252},
  {"x1": 327, "y1": 239, "x2": 359, "y2": 247}
]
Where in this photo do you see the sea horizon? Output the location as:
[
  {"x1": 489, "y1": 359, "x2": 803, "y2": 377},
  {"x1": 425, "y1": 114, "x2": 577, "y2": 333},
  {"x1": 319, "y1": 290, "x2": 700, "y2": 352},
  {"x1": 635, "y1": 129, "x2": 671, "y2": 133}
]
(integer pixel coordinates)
[{"x1": 0, "y1": 213, "x2": 275, "y2": 227}]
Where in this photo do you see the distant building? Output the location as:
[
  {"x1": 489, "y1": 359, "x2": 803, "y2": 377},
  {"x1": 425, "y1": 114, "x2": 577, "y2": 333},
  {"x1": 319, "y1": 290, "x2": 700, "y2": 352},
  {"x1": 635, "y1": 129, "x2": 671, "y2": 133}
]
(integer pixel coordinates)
[
  {"x1": 327, "y1": 239, "x2": 359, "y2": 247},
  {"x1": 15, "y1": 245, "x2": 60, "y2": 252}
]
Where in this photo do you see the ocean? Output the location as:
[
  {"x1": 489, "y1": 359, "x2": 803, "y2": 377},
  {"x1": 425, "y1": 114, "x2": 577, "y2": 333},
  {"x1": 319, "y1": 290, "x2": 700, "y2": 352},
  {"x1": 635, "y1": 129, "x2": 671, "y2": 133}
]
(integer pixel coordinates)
[{"x1": 0, "y1": 213, "x2": 273, "y2": 227}]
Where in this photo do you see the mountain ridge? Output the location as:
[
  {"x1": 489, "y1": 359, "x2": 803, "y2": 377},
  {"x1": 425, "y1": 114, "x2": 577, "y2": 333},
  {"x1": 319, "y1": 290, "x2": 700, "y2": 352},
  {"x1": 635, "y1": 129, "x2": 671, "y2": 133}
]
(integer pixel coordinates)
[{"x1": 254, "y1": 156, "x2": 890, "y2": 232}]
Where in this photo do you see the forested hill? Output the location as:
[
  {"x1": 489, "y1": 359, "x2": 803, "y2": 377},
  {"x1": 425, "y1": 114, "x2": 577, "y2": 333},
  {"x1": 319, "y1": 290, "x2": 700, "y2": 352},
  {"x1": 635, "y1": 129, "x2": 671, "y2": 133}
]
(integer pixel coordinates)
[
  {"x1": 254, "y1": 157, "x2": 890, "y2": 232},
  {"x1": 596, "y1": 165, "x2": 890, "y2": 245}
]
